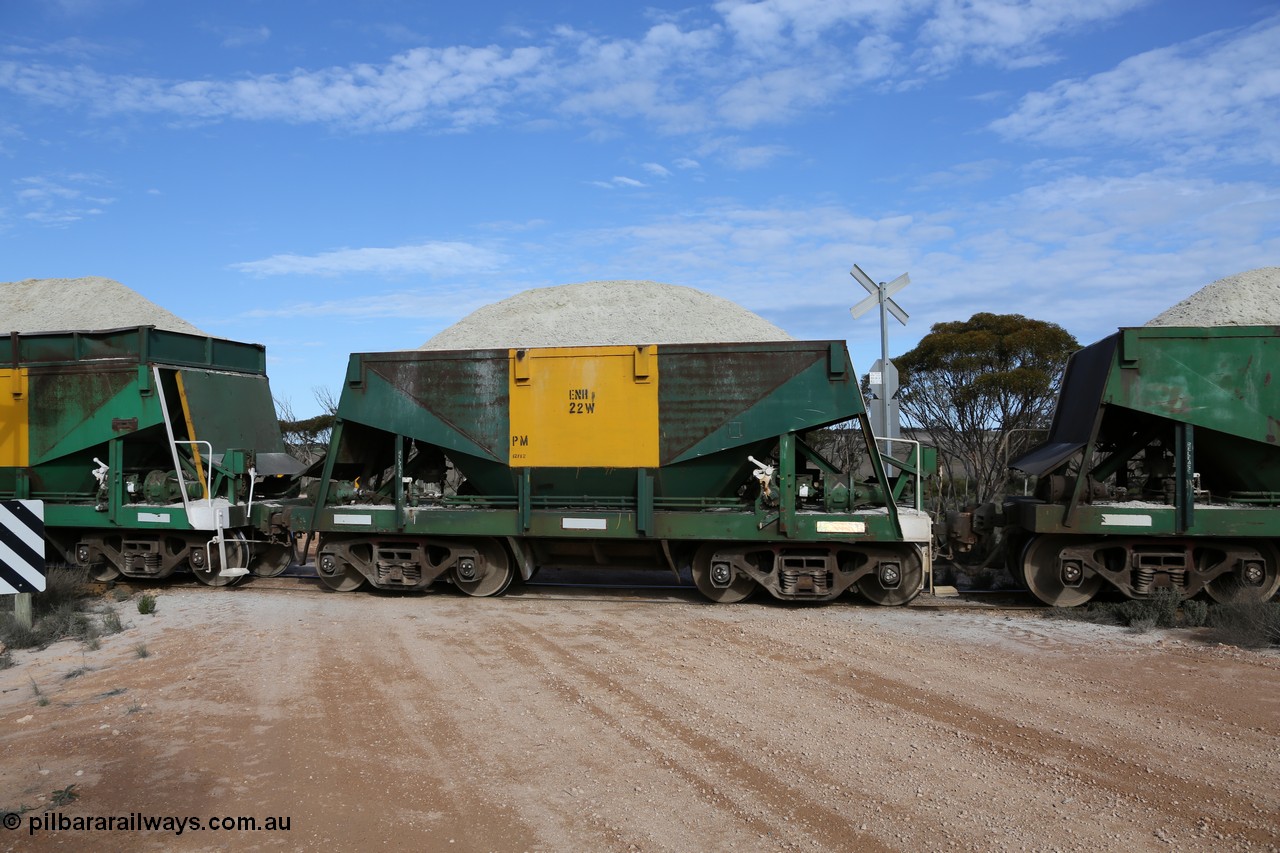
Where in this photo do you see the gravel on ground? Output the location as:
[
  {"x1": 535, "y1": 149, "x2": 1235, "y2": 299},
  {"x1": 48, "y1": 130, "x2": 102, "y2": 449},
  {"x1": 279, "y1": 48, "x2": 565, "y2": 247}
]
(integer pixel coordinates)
[{"x1": 1, "y1": 582, "x2": 1276, "y2": 852}]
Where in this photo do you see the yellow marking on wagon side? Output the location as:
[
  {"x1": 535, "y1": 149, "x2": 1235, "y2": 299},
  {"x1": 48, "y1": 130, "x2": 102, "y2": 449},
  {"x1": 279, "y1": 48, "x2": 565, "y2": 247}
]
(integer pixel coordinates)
[
  {"x1": 0, "y1": 368, "x2": 30, "y2": 467},
  {"x1": 508, "y1": 345, "x2": 658, "y2": 467}
]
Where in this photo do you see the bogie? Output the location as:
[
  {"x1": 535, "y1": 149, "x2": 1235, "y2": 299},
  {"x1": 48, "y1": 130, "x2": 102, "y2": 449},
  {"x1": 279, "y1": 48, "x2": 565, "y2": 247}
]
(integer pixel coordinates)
[
  {"x1": 315, "y1": 535, "x2": 516, "y2": 596},
  {"x1": 1017, "y1": 534, "x2": 1280, "y2": 606},
  {"x1": 687, "y1": 542, "x2": 924, "y2": 605}
]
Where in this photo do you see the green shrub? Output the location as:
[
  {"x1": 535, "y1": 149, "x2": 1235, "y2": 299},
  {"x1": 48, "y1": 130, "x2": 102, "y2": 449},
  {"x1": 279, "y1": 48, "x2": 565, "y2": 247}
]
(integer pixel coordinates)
[
  {"x1": 1084, "y1": 602, "x2": 1126, "y2": 625},
  {"x1": 40, "y1": 602, "x2": 96, "y2": 643},
  {"x1": 0, "y1": 617, "x2": 40, "y2": 650},
  {"x1": 1044, "y1": 601, "x2": 1124, "y2": 625},
  {"x1": 1044, "y1": 588, "x2": 1202, "y2": 631},
  {"x1": 1126, "y1": 615, "x2": 1157, "y2": 634},
  {"x1": 137, "y1": 594, "x2": 157, "y2": 616},
  {"x1": 49, "y1": 785, "x2": 77, "y2": 807},
  {"x1": 33, "y1": 568, "x2": 91, "y2": 616},
  {"x1": 1182, "y1": 598, "x2": 1210, "y2": 628},
  {"x1": 100, "y1": 609, "x2": 124, "y2": 635},
  {"x1": 1207, "y1": 601, "x2": 1280, "y2": 649},
  {"x1": 0, "y1": 569, "x2": 95, "y2": 650},
  {"x1": 1146, "y1": 588, "x2": 1181, "y2": 628}
]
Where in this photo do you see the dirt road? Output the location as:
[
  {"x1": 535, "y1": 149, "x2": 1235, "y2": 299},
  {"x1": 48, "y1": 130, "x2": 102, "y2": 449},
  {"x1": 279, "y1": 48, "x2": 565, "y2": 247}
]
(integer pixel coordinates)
[{"x1": 2, "y1": 581, "x2": 1277, "y2": 851}]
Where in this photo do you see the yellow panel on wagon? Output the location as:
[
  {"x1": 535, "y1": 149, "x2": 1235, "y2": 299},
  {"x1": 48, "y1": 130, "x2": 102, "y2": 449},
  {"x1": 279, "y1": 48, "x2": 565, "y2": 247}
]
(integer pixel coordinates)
[
  {"x1": 508, "y1": 345, "x2": 658, "y2": 467},
  {"x1": 0, "y1": 368, "x2": 30, "y2": 468}
]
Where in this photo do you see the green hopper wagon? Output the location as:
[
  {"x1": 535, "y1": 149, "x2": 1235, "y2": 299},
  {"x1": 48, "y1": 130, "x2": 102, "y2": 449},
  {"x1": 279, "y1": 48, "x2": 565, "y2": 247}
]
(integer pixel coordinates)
[
  {"x1": 303, "y1": 340, "x2": 934, "y2": 604},
  {"x1": 1006, "y1": 325, "x2": 1280, "y2": 605},
  {"x1": 0, "y1": 326, "x2": 302, "y2": 584}
]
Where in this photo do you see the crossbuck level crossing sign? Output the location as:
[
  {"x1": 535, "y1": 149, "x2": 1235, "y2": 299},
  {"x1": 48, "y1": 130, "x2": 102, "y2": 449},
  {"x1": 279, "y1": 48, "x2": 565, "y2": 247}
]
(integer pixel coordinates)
[{"x1": 0, "y1": 500, "x2": 46, "y2": 594}]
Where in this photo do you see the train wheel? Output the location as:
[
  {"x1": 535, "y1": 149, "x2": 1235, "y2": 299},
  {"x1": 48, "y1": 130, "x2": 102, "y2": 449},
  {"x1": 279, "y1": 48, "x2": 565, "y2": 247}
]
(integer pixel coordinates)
[
  {"x1": 1021, "y1": 535, "x2": 1102, "y2": 607},
  {"x1": 192, "y1": 531, "x2": 249, "y2": 587},
  {"x1": 856, "y1": 549, "x2": 924, "y2": 606},
  {"x1": 317, "y1": 554, "x2": 365, "y2": 592},
  {"x1": 89, "y1": 561, "x2": 122, "y2": 583},
  {"x1": 73, "y1": 538, "x2": 122, "y2": 582},
  {"x1": 1205, "y1": 542, "x2": 1280, "y2": 604},
  {"x1": 1002, "y1": 531, "x2": 1030, "y2": 590},
  {"x1": 453, "y1": 538, "x2": 514, "y2": 597},
  {"x1": 691, "y1": 544, "x2": 756, "y2": 604},
  {"x1": 250, "y1": 542, "x2": 294, "y2": 578}
]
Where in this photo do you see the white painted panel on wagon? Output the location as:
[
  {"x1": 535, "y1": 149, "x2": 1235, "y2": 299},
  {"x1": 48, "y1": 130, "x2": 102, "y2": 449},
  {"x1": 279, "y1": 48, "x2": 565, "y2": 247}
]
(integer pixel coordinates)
[
  {"x1": 815, "y1": 521, "x2": 866, "y2": 534},
  {"x1": 562, "y1": 517, "x2": 608, "y2": 530},
  {"x1": 1101, "y1": 514, "x2": 1153, "y2": 527}
]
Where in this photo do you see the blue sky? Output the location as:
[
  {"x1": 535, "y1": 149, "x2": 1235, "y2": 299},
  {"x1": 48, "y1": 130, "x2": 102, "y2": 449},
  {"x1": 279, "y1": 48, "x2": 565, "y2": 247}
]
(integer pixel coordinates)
[{"x1": 2, "y1": 1, "x2": 1277, "y2": 416}]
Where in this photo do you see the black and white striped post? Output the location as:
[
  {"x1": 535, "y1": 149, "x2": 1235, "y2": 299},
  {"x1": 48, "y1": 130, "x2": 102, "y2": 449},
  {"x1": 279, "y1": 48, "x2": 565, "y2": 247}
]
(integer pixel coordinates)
[{"x1": 1, "y1": 500, "x2": 46, "y2": 630}]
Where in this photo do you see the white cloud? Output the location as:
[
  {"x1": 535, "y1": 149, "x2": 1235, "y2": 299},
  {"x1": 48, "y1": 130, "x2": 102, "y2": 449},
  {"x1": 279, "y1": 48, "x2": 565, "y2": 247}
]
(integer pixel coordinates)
[
  {"x1": 564, "y1": 168, "x2": 1279, "y2": 348},
  {"x1": 727, "y1": 144, "x2": 789, "y2": 169},
  {"x1": 477, "y1": 218, "x2": 549, "y2": 232},
  {"x1": 215, "y1": 25, "x2": 271, "y2": 49},
  {"x1": 914, "y1": 0, "x2": 1148, "y2": 73},
  {"x1": 715, "y1": 0, "x2": 924, "y2": 54},
  {"x1": 591, "y1": 176, "x2": 647, "y2": 189},
  {"x1": 236, "y1": 279, "x2": 579, "y2": 361},
  {"x1": 714, "y1": 0, "x2": 1144, "y2": 73},
  {"x1": 231, "y1": 241, "x2": 505, "y2": 277},
  {"x1": 904, "y1": 171, "x2": 1280, "y2": 336},
  {"x1": 0, "y1": 1, "x2": 1152, "y2": 136},
  {"x1": 716, "y1": 66, "x2": 845, "y2": 128},
  {"x1": 911, "y1": 158, "x2": 1005, "y2": 190},
  {"x1": 219, "y1": 165, "x2": 1277, "y2": 380},
  {"x1": 0, "y1": 44, "x2": 547, "y2": 132},
  {"x1": 0, "y1": 36, "x2": 115, "y2": 61},
  {"x1": 991, "y1": 15, "x2": 1280, "y2": 165},
  {"x1": 698, "y1": 137, "x2": 790, "y2": 169},
  {"x1": 12, "y1": 173, "x2": 113, "y2": 226},
  {"x1": 642, "y1": 162, "x2": 672, "y2": 177},
  {"x1": 550, "y1": 21, "x2": 725, "y2": 135},
  {"x1": 241, "y1": 289, "x2": 503, "y2": 321},
  {"x1": 49, "y1": 0, "x2": 126, "y2": 17}
]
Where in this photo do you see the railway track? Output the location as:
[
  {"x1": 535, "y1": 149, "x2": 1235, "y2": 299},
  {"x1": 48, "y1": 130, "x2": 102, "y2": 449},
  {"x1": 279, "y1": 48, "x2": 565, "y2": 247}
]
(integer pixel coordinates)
[{"x1": 82, "y1": 564, "x2": 1044, "y2": 610}]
